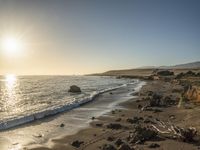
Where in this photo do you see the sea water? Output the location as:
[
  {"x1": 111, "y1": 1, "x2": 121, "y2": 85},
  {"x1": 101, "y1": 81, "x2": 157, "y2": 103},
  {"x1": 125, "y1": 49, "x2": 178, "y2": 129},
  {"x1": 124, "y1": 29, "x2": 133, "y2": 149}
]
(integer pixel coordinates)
[{"x1": 0, "y1": 75, "x2": 134, "y2": 130}]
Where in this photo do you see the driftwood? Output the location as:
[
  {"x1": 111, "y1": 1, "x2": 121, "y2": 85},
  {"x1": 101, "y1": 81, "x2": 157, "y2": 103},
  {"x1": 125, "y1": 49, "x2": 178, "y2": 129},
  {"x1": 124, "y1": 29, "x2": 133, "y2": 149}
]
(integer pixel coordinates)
[{"x1": 151, "y1": 119, "x2": 197, "y2": 142}]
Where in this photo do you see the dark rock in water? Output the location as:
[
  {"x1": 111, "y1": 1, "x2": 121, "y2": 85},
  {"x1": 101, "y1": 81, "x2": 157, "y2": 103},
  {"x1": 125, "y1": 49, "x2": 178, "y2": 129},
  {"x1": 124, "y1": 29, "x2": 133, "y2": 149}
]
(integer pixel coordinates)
[
  {"x1": 60, "y1": 123, "x2": 65, "y2": 127},
  {"x1": 107, "y1": 123, "x2": 122, "y2": 130},
  {"x1": 68, "y1": 85, "x2": 81, "y2": 93},
  {"x1": 115, "y1": 138, "x2": 123, "y2": 147},
  {"x1": 71, "y1": 140, "x2": 84, "y2": 148},
  {"x1": 118, "y1": 143, "x2": 132, "y2": 150},
  {"x1": 148, "y1": 143, "x2": 160, "y2": 148},
  {"x1": 102, "y1": 144, "x2": 116, "y2": 150}
]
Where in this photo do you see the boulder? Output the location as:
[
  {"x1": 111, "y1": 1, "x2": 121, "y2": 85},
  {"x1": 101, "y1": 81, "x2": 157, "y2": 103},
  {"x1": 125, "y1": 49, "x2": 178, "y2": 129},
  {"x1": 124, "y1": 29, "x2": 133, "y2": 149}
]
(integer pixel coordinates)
[{"x1": 68, "y1": 85, "x2": 81, "y2": 93}]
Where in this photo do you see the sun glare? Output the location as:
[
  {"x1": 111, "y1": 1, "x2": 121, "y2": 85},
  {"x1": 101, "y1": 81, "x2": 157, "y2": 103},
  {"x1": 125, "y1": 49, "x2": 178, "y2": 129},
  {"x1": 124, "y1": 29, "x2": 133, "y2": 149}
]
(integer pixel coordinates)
[{"x1": 1, "y1": 36, "x2": 23, "y2": 56}]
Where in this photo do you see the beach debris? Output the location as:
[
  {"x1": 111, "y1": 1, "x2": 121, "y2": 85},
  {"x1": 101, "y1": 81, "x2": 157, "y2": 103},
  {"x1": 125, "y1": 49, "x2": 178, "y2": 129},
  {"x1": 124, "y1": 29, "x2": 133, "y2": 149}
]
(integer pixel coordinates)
[
  {"x1": 68, "y1": 85, "x2": 81, "y2": 93},
  {"x1": 102, "y1": 144, "x2": 116, "y2": 150},
  {"x1": 151, "y1": 119, "x2": 198, "y2": 142},
  {"x1": 118, "y1": 143, "x2": 132, "y2": 150},
  {"x1": 107, "y1": 123, "x2": 122, "y2": 130},
  {"x1": 60, "y1": 123, "x2": 65, "y2": 127},
  {"x1": 115, "y1": 138, "x2": 124, "y2": 147},
  {"x1": 148, "y1": 143, "x2": 160, "y2": 148},
  {"x1": 71, "y1": 140, "x2": 84, "y2": 148}
]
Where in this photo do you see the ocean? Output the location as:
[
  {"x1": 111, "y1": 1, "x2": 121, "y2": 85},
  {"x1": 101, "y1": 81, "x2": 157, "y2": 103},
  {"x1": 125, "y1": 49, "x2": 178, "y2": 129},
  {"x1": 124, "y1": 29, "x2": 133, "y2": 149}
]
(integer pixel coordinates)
[{"x1": 0, "y1": 75, "x2": 134, "y2": 130}]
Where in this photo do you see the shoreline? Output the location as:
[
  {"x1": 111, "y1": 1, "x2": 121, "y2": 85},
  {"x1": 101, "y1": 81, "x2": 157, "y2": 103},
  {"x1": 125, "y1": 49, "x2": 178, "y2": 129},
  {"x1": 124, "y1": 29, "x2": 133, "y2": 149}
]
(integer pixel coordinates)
[
  {"x1": 0, "y1": 79, "x2": 144, "y2": 150},
  {"x1": 26, "y1": 80, "x2": 200, "y2": 150}
]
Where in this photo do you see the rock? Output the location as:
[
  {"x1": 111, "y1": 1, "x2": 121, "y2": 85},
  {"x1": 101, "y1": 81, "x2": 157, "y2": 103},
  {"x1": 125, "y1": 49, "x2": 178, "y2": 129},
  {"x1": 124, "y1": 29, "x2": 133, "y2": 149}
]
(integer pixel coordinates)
[
  {"x1": 153, "y1": 109, "x2": 162, "y2": 113},
  {"x1": 71, "y1": 140, "x2": 84, "y2": 148},
  {"x1": 180, "y1": 127, "x2": 197, "y2": 142},
  {"x1": 115, "y1": 118, "x2": 122, "y2": 122},
  {"x1": 157, "y1": 70, "x2": 174, "y2": 76},
  {"x1": 107, "y1": 123, "x2": 122, "y2": 130},
  {"x1": 107, "y1": 136, "x2": 115, "y2": 141},
  {"x1": 169, "y1": 115, "x2": 175, "y2": 119},
  {"x1": 68, "y1": 85, "x2": 81, "y2": 93},
  {"x1": 137, "y1": 104, "x2": 142, "y2": 109},
  {"x1": 91, "y1": 117, "x2": 95, "y2": 120},
  {"x1": 96, "y1": 123, "x2": 103, "y2": 127},
  {"x1": 149, "y1": 94, "x2": 162, "y2": 107},
  {"x1": 148, "y1": 143, "x2": 160, "y2": 148},
  {"x1": 110, "y1": 92, "x2": 113, "y2": 95},
  {"x1": 130, "y1": 126, "x2": 158, "y2": 144},
  {"x1": 118, "y1": 143, "x2": 132, "y2": 150},
  {"x1": 143, "y1": 118, "x2": 155, "y2": 124},
  {"x1": 60, "y1": 123, "x2": 65, "y2": 127},
  {"x1": 112, "y1": 110, "x2": 116, "y2": 114},
  {"x1": 102, "y1": 144, "x2": 116, "y2": 150},
  {"x1": 115, "y1": 138, "x2": 123, "y2": 147},
  {"x1": 127, "y1": 117, "x2": 143, "y2": 124}
]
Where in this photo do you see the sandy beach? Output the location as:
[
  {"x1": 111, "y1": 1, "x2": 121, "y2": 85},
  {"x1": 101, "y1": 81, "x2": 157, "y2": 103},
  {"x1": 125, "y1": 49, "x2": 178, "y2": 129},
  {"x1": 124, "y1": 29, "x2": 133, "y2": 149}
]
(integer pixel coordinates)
[{"x1": 21, "y1": 77, "x2": 200, "y2": 150}]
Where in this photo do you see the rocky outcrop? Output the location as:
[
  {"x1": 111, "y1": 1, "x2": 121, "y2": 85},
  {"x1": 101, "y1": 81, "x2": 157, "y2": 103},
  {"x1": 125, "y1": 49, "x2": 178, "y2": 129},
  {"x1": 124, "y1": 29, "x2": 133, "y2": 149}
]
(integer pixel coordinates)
[
  {"x1": 68, "y1": 85, "x2": 81, "y2": 93},
  {"x1": 156, "y1": 70, "x2": 174, "y2": 76}
]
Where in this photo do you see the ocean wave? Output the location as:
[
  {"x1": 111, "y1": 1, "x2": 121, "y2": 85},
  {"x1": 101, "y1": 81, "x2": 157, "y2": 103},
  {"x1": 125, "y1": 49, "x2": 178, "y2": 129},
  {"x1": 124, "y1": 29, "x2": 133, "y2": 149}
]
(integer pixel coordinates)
[{"x1": 0, "y1": 82, "x2": 130, "y2": 130}]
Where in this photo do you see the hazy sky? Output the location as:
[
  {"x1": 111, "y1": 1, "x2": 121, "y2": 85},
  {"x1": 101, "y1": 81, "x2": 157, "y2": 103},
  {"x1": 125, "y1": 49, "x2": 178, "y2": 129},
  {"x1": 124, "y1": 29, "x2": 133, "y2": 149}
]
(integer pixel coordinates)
[{"x1": 0, "y1": 0, "x2": 199, "y2": 75}]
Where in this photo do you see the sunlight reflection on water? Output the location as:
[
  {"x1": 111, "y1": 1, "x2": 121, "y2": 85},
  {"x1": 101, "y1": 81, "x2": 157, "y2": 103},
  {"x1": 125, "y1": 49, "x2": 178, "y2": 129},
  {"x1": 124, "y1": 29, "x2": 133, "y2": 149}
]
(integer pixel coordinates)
[{"x1": 2, "y1": 74, "x2": 19, "y2": 113}]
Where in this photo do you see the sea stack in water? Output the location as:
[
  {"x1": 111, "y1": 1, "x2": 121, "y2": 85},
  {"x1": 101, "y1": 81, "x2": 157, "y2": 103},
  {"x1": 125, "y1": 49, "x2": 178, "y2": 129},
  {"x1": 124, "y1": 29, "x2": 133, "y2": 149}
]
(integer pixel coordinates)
[{"x1": 68, "y1": 85, "x2": 81, "y2": 93}]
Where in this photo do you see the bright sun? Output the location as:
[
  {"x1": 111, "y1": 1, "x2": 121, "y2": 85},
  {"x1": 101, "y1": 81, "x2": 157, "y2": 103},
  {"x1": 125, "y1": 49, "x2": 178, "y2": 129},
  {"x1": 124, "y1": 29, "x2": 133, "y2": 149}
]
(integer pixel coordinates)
[{"x1": 1, "y1": 36, "x2": 23, "y2": 56}]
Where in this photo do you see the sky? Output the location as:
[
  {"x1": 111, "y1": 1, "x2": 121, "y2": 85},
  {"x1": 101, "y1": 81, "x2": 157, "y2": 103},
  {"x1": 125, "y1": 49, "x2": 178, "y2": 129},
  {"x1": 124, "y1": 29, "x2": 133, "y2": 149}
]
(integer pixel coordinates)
[{"x1": 0, "y1": 0, "x2": 199, "y2": 75}]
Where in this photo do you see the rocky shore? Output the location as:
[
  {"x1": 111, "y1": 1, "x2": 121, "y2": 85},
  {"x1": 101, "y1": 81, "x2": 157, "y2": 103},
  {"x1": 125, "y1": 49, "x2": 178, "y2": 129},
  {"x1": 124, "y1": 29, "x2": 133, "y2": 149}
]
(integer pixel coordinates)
[{"x1": 28, "y1": 72, "x2": 200, "y2": 150}]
